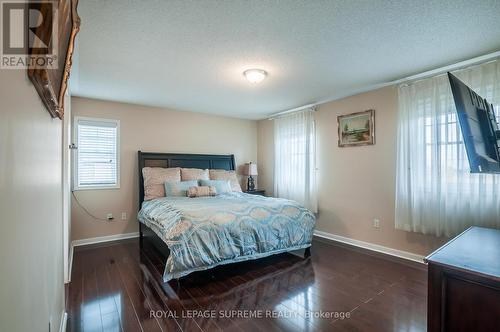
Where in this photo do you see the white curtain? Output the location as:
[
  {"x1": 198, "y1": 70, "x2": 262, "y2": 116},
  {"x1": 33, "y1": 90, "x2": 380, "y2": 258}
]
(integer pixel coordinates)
[
  {"x1": 274, "y1": 109, "x2": 318, "y2": 212},
  {"x1": 395, "y1": 59, "x2": 500, "y2": 237}
]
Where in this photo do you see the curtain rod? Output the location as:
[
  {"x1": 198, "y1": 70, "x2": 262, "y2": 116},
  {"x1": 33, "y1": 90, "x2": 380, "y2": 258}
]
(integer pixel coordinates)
[
  {"x1": 267, "y1": 104, "x2": 317, "y2": 120},
  {"x1": 267, "y1": 50, "x2": 500, "y2": 120}
]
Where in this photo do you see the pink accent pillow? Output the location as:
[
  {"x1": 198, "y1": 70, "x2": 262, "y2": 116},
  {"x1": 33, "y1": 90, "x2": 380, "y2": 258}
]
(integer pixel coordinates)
[
  {"x1": 181, "y1": 168, "x2": 209, "y2": 181},
  {"x1": 142, "y1": 167, "x2": 181, "y2": 200},
  {"x1": 209, "y1": 169, "x2": 242, "y2": 192},
  {"x1": 187, "y1": 186, "x2": 217, "y2": 198}
]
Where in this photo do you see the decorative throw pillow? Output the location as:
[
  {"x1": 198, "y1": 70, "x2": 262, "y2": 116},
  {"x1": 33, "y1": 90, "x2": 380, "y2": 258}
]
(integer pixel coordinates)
[
  {"x1": 209, "y1": 169, "x2": 243, "y2": 192},
  {"x1": 181, "y1": 168, "x2": 209, "y2": 181},
  {"x1": 164, "y1": 180, "x2": 199, "y2": 197},
  {"x1": 187, "y1": 186, "x2": 217, "y2": 198},
  {"x1": 142, "y1": 167, "x2": 181, "y2": 200},
  {"x1": 199, "y1": 179, "x2": 232, "y2": 194}
]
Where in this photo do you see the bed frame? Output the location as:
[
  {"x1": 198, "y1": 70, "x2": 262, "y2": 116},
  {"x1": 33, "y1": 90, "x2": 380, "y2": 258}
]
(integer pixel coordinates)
[{"x1": 137, "y1": 151, "x2": 310, "y2": 278}]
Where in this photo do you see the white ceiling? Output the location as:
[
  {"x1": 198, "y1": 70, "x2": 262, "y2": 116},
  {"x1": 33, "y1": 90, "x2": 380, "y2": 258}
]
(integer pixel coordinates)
[{"x1": 71, "y1": 0, "x2": 500, "y2": 120}]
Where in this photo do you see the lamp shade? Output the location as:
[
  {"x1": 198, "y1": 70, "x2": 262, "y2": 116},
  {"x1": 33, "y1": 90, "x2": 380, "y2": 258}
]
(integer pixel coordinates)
[{"x1": 242, "y1": 162, "x2": 258, "y2": 176}]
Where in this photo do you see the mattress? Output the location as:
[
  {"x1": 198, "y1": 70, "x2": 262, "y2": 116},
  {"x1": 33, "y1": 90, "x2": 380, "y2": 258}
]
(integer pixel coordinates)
[{"x1": 138, "y1": 192, "x2": 316, "y2": 281}]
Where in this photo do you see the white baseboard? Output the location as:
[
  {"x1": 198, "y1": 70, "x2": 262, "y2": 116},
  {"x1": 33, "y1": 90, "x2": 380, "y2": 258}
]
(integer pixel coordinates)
[
  {"x1": 59, "y1": 311, "x2": 67, "y2": 332},
  {"x1": 313, "y1": 230, "x2": 425, "y2": 264},
  {"x1": 71, "y1": 232, "x2": 140, "y2": 248}
]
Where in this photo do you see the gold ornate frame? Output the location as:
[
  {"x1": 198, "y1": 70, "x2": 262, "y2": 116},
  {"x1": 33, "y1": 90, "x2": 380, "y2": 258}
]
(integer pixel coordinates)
[
  {"x1": 337, "y1": 109, "x2": 375, "y2": 147},
  {"x1": 27, "y1": 0, "x2": 80, "y2": 119}
]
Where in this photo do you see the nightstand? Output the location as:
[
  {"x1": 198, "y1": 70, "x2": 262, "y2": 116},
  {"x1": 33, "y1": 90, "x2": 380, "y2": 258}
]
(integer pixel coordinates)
[{"x1": 244, "y1": 189, "x2": 266, "y2": 196}]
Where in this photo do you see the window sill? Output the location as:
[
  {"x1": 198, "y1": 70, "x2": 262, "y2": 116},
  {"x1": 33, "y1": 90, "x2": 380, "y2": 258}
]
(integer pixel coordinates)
[{"x1": 73, "y1": 185, "x2": 121, "y2": 191}]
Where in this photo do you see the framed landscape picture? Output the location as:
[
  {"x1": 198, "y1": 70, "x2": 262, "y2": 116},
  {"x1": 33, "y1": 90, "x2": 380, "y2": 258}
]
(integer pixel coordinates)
[{"x1": 337, "y1": 109, "x2": 375, "y2": 147}]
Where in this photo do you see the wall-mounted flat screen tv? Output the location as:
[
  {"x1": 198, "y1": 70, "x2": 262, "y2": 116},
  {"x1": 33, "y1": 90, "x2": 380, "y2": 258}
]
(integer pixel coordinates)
[{"x1": 448, "y1": 72, "x2": 500, "y2": 174}]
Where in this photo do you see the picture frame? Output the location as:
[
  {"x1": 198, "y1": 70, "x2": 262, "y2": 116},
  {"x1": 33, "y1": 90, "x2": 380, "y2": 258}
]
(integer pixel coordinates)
[
  {"x1": 27, "y1": 0, "x2": 80, "y2": 119},
  {"x1": 337, "y1": 109, "x2": 375, "y2": 147}
]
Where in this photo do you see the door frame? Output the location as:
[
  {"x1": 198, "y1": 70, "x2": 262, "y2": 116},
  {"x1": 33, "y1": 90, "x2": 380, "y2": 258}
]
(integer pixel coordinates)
[{"x1": 62, "y1": 88, "x2": 72, "y2": 283}]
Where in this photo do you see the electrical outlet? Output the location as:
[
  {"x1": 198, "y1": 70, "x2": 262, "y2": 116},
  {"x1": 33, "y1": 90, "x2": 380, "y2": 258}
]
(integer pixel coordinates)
[
  {"x1": 121, "y1": 212, "x2": 127, "y2": 220},
  {"x1": 107, "y1": 213, "x2": 114, "y2": 221},
  {"x1": 373, "y1": 219, "x2": 380, "y2": 229}
]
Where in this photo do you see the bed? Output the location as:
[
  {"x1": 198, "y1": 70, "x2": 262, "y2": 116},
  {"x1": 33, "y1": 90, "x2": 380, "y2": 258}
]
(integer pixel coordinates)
[{"x1": 137, "y1": 151, "x2": 316, "y2": 281}]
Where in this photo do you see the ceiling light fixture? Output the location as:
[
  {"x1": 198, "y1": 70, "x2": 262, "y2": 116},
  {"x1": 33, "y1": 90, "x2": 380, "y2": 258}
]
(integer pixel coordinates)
[{"x1": 243, "y1": 69, "x2": 267, "y2": 84}]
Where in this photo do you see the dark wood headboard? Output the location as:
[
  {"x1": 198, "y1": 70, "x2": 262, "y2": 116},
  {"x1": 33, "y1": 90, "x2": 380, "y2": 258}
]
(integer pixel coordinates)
[{"x1": 138, "y1": 151, "x2": 236, "y2": 205}]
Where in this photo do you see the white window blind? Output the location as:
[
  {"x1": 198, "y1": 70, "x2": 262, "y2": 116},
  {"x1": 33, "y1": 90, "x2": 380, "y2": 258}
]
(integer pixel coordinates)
[{"x1": 75, "y1": 117, "x2": 120, "y2": 190}]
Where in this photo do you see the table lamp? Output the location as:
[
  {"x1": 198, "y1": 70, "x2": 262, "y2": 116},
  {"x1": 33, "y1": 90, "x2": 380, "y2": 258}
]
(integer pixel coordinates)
[{"x1": 242, "y1": 162, "x2": 258, "y2": 191}]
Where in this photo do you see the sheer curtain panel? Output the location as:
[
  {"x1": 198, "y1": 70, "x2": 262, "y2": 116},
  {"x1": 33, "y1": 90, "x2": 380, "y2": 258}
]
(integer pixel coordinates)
[{"x1": 274, "y1": 109, "x2": 318, "y2": 212}]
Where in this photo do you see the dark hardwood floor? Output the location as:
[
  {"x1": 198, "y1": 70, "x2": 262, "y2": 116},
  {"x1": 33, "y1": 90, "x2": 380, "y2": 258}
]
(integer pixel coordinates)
[{"x1": 67, "y1": 238, "x2": 427, "y2": 332}]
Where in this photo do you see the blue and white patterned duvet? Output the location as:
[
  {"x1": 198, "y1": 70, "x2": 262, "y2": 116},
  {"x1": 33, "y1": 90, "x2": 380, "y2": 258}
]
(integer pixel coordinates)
[{"x1": 138, "y1": 192, "x2": 316, "y2": 281}]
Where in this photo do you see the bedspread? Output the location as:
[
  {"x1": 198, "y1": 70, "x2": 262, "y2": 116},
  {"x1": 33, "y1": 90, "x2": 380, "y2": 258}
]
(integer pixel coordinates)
[{"x1": 138, "y1": 192, "x2": 316, "y2": 281}]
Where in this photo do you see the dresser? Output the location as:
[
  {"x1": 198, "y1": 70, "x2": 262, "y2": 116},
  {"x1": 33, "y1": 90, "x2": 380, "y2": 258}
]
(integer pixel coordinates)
[{"x1": 424, "y1": 226, "x2": 500, "y2": 332}]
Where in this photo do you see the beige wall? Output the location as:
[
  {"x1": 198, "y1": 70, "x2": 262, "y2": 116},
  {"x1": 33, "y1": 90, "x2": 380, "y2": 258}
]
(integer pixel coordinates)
[
  {"x1": 0, "y1": 71, "x2": 64, "y2": 331},
  {"x1": 71, "y1": 97, "x2": 258, "y2": 240},
  {"x1": 258, "y1": 86, "x2": 448, "y2": 256},
  {"x1": 257, "y1": 118, "x2": 275, "y2": 195}
]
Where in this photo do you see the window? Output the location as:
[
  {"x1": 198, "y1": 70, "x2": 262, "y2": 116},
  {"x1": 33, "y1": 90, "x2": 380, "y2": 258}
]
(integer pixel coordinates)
[
  {"x1": 74, "y1": 117, "x2": 120, "y2": 190},
  {"x1": 421, "y1": 96, "x2": 500, "y2": 195},
  {"x1": 274, "y1": 109, "x2": 317, "y2": 212}
]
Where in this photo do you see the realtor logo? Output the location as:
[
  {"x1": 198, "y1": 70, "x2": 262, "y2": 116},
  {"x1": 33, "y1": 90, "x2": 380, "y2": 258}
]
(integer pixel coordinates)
[{"x1": 1, "y1": 0, "x2": 58, "y2": 69}]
